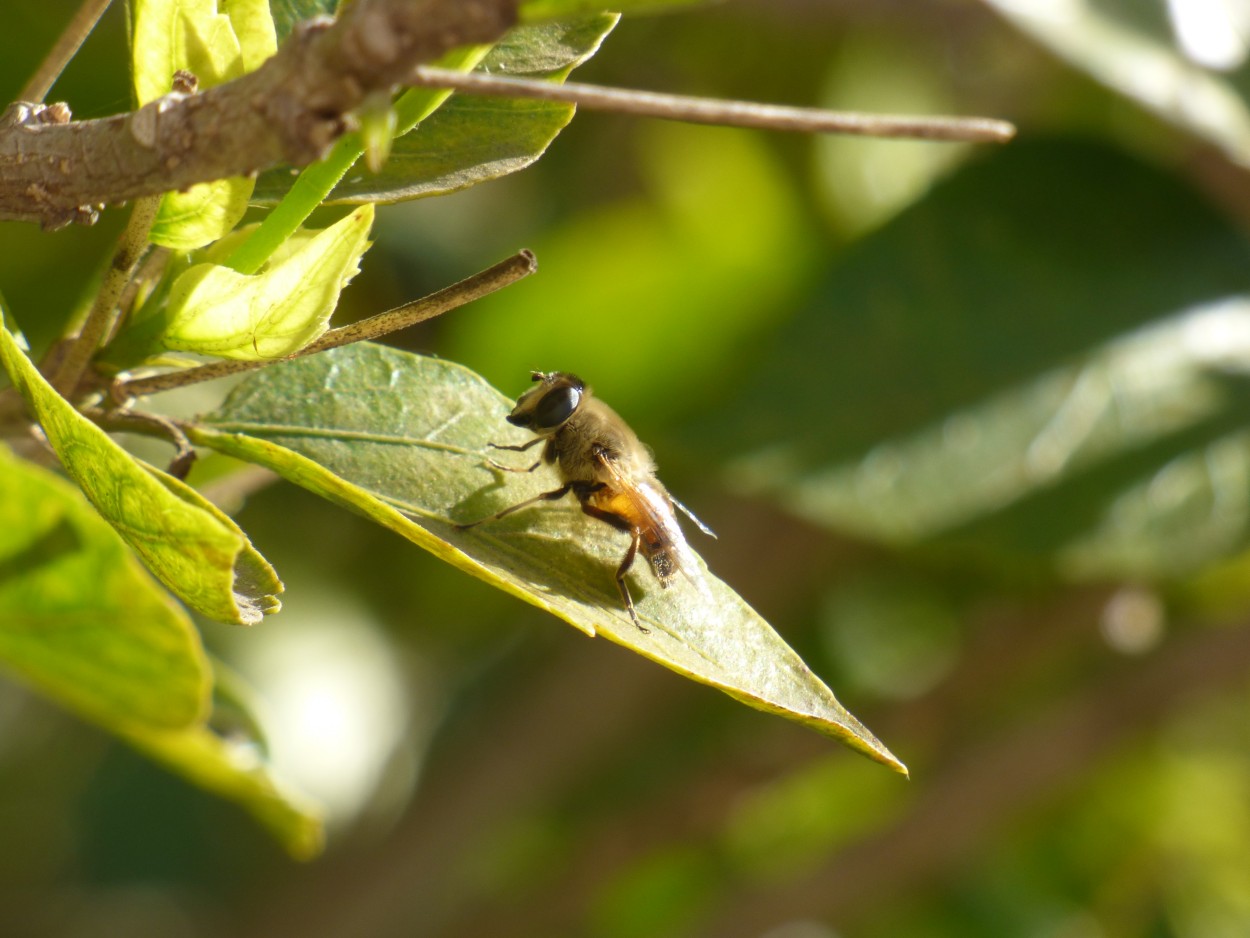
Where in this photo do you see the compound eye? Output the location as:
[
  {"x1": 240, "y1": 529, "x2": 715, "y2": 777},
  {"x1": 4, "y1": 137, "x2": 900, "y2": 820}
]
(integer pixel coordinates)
[{"x1": 531, "y1": 385, "x2": 581, "y2": 429}]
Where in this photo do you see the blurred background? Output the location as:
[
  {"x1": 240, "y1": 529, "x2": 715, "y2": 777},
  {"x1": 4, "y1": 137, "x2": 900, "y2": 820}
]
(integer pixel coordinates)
[{"x1": 5, "y1": 0, "x2": 1250, "y2": 936}]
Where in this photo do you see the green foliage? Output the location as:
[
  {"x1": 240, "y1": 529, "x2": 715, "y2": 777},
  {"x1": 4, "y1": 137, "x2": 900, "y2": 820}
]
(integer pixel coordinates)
[
  {"x1": 132, "y1": 0, "x2": 276, "y2": 249},
  {"x1": 155, "y1": 204, "x2": 372, "y2": 361},
  {"x1": 191, "y1": 344, "x2": 904, "y2": 772},
  {"x1": 8, "y1": 0, "x2": 1250, "y2": 933},
  {"x1": 0, "y1": 0, "x2": 909, "y2": 864},
  {"x1": 705, "y1": 138, "x2": 1250, "y2": 577},
  {"x1": 0, "y1": 445, "x2": 209, "y2": 731},
  {"x1": 250, "y1": 15, "x2": 619, "y2": 205},
  {"x1": 0, "y1": 319, "x2": 281, "y2": 626}
]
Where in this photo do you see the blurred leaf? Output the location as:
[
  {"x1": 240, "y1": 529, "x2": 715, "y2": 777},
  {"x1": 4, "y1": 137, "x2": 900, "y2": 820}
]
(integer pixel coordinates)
[
  {"x1": 251, "y1": 16, "x2": 618, "y2": 205},
  {"x1": 158, "y1": 205, "x2": 372, "y2": 360},
  {"x1": 133, "y1": 0, "x2": 274, "y2": 249},
  {"x1": 124, "y1": 718, "x2": 323, "y2": 859},
  {"x1": 190, "y1": 344, "x2": 906, "y2": 773},
  {"x1": 0, "y1": 319, "x2": 282, "y2": 625},
  {"x1": 983, "y1": 0, "x2": 1250, "y2": 165},
  {"x1": 815, "y1": 31, "x2": 968, "y2": 235},
  {"x1": 702, "y1": 138, "x2": 1250, "y2": 577},
  {"x1": 0, "y1": 448, "x2": 317, "y2": 856},
  {"x1": 0, "y1": 445, "x2": 209, "y2": 732}
]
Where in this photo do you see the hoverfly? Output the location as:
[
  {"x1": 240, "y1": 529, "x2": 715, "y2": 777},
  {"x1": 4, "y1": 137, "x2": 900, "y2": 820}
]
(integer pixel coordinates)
[{"x1": 456, "y1": 372, "x2": 714, "y2": 630}]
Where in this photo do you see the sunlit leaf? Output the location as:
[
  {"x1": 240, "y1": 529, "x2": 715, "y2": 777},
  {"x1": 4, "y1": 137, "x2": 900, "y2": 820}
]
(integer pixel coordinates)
[
  {"x1": 701, "y1": 138, "x2": 1250, "y2": 578},
  {"x1": 252, "y1": 16, "x2": 617, "y2": 205},
  {"x1": 190, "y1": 345, "x2": 905, "y2": 773},
  {"x1": 132, "y1": 0, "x2": 274, "y2": 249},
  {"x1": 158, "y1": 205, "x2": 372, "y2": 360},
  {"x1": 151, "y1": 179, "x2": 256, "y2": 253},
  {"x1": 0, "y1": 318, "x2": 282, "y2": 625},
  {"x1": 0, "y1": 445, "x2": 209, "y2": 732},
  {"x1": 224, "y1": 0, "x2": 278, "y2": 70}
]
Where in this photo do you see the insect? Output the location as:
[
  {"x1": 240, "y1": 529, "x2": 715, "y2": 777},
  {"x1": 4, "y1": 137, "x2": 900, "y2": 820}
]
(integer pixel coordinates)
[{"x1": 456, "y1": 371, "x2": 714, "y2": 630}]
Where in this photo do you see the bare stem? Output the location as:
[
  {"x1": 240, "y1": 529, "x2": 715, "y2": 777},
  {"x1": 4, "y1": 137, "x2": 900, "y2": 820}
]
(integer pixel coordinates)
[
  {"x1": 411, "y1": 66, "x2": 1017, "y2": 144},
  {"x1": 51, "y1": 196, "x2": 160, "y2": 398},
  {"x1": 18, "y1": 0, "x2": 114, "y2": 103},
  {"x1": 83, "y1": 405, "x2": 198, "y2": 478},
  {"x1": 115, "y1": 249, "x2": 537, "y2": 399}
]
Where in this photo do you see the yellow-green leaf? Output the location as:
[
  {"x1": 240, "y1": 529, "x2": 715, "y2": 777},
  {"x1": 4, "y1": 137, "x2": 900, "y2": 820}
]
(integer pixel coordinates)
[
  {"x1": 132, "y1": 0, "x2": 274, "y2": 249},
  {"x1": 0, "y1": 447, "x2": 318, "y2": 856},
  {"x1": 151, "y1": 177, "x2": 255, "y2": 253},
  {"x1": 0, "y1": 317, "x2": 282, "y2": 626},
  {"x1": 160, "y1": 205, "x2": 373, "y2": 360},
  {"x1": 0, "y1": 445, "x2": 209, "y2": 732}
]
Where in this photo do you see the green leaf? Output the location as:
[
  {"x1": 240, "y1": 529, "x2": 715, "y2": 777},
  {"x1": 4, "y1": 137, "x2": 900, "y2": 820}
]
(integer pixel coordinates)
[
  {"x1": 699, "y1": 139, "x2": 1250, "y2": 578},
  {"x1": 132, "y1": 0, "x2": 275, "y2": 249},
  {"x1": 224, "y1": 44, "x2": 489, "y2": 276},
  {"x1": 0, "y1": 448, "x2": 319, "y2": 857},
  {"x1": 0, "y1": 318, "x2": 282, "y2": 625},
  {"x1": 158, "y1": 204, "x2": 373, "y2": 360},
  {"x1": 223, "y1": 0, "x2": 278, "y2": 70},
  {"x1": 191, "y1": 345, "x2": 905, "y2": 774},
  {"x1": 151, "y1": 178, "x2": 255, "y2": 253},
  {"x1": 0, "y1": 445, "x2": 209, "y2": 731},
  {"x1": 251, "y1": 16, "x2": 618, "y2": 205},
  {"x1": 123, "y1": 720, "x2": 323, "y2": 860}
]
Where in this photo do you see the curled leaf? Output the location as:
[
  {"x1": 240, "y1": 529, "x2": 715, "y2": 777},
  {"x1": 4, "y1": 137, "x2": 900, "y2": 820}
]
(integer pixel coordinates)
[{"x1": 161, "y1": 205, "x2": 373, "y2": 360}]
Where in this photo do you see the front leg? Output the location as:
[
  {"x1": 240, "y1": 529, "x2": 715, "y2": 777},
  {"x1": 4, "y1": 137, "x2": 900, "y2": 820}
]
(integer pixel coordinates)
[
  {"x1": 486, "y1": 436, "x2": 545, "y2": 472},
  {"x1": 454, "y1": 482, "x2": 574, "y2": 529}
]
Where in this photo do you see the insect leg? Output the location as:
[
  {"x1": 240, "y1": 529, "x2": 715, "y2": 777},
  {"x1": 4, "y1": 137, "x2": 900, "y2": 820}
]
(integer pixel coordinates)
[
  {"x1": 613, "y1": 528, "x2": 647, "y2": 632},
  {"x1": 454, "y1": 482, "x2": 574, "y2": 529},
  {"x1": 486, "y1": 437, "x2": 545, "y2": 472},
  {"x1": 488, "y1": 437, "x2": 545, "y2": 453}
]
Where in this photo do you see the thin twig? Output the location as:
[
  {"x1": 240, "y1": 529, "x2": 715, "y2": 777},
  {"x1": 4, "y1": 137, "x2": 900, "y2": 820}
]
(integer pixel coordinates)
[
  {"x1": 18, "y1": 0, "x2": 114, "y2": 103},
  {"x1": 115, "y1": 249, "x2": 537, "y2": 399},
  {"x1": 51, "y1": 196, "x2": 160, "y2": 398},
  {"x1": 411, "y1": 66, "x2": 1017, "y2": 144},
  {"x1": 83, "y1": 405, "x2": 198, "y2": 478}
]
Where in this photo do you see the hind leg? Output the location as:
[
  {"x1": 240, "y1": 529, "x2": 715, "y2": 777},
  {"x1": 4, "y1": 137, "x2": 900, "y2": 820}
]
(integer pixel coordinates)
[
  {"x1": 613, "y1": 529, "x2": 647, "y2": 633},
  {"x1": 454, "y1": 482, "x2": 573, "y2": 529}
]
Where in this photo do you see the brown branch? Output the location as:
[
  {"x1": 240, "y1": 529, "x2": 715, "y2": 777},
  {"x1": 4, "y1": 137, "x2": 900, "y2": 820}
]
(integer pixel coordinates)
[
  {"x1": 0, "y1": 0, "x2": 519, "y2": 229},
  {"x1": 113, "y1": 249, "x2": 536, "y2": 399},
  {"x1": 411, "y1": 66, "x2": 1017, "y2": 143}
]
